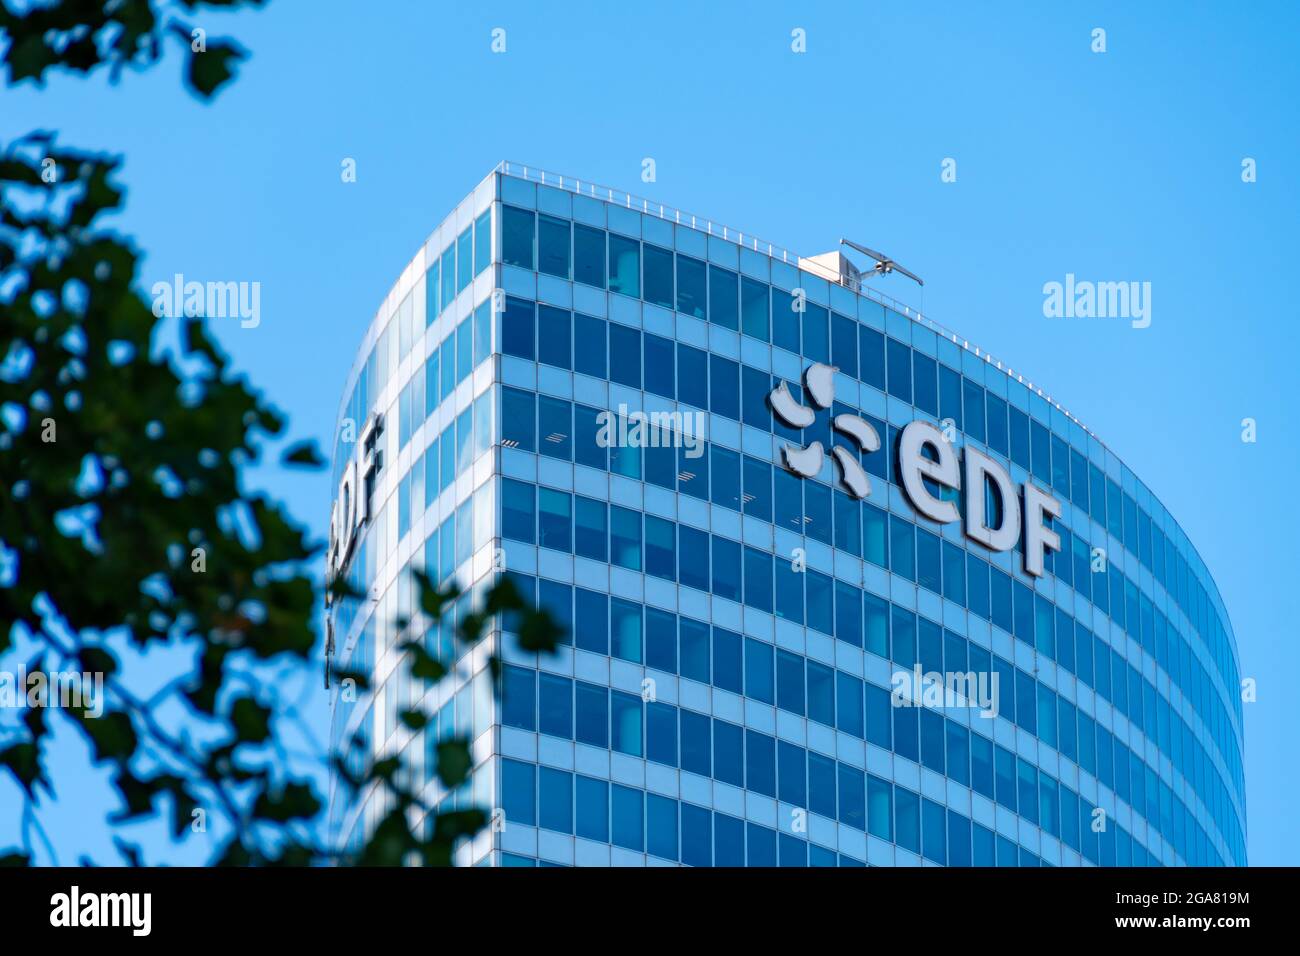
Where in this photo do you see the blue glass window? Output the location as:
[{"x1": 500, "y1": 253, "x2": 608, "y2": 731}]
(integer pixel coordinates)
[
  {"x1": 745, "y1": 731, "x2": 776, "y2": 797},
  {"x1": 574, "y1": 588, "x2": 608, "y2": 655},
  {"x1": 608, "y1": 234, "x2": 640, "y2": 297},
  {"x1": 502, "y1": 206, "x2": 534, "y2": 270},
  {"x1": 574, "y1": 495, "x2": 607, "y2": 562},
  {"x1": 778, "y1": 741, "x2": 806, "y2": 806},
  {"x1": 644, "y1": 332, "x2": 675, "y2": 398},
  {"x1": 838, "y1": 763, "x2": 866, "y2": 830},
  {"x1": 743, "y1": 546, "x2": 773, "y2": 613},
  {"x1": 575, "y1": 682, "x2": 608, "y2": 748},
  {"x1": 502, "y1": 759, "x2": 535, "y2": 826},
  {"x1": 681, "y1": 803, "x2": 711, "y2": 867},
  {"x1": 501, "y1": 478, "x2": 535, "y2": 544},
  {"x1": 775, "y1": 556, "x2": 803, "y2": 623},
  {"x1": 537, "y1": 304, "x2": 571, "y2": 370},
  {"x1": 645, "y1": 515, "x2": 676, "y2": 580},
  {"x1": 709, "y1": 354, "x2": 739, "y2": 420},
  {"x1": 771, "y1": 288, "x2": 799, "y2": 354},
  {"x1": 831, "y1": 312, "x2": 858, "y2": 378},
  {"x1": 677, "y1": 344, "x2": 708, "y2": 409},
  {"x1": 573, "y1": 313, "x2": 606, "y2": 378},
  {"x1": 501, "y1": 296, "x2": 535, "y2": 360},
  {"x1": 610, "y1": 505, "x2": 641, "y2": 571},
  {"x1": 538, "y1": 766, "x2": 572, "y2": 834},
  {"x1": 500, "y1": 386, "x2": 535, "y2": 452},
  {"x1": 643, "y1": 244, "x2": 674, "y2": 309},
  {"x1": 575, "y1": 775, "x2": 608, "y2": 842},
  {"x1": 709, "y1": 265, "x2": 738, "y2": 330},
  {"x1": 742, "y1": 456, "x2": 772, "y2": 521},
  {"x1": 678, "y1": 525, "x2": 710, "y2": 592},
  {"x1": 886, "y1": 338, "x2": 912, "y2": 402},
  {"x1": 680, "y1": 710, "x2": 711, "y2": 776},
  {"x1": 609, "y1": 323, "x2": 641, "y2": 388},
  {"x1": 743, "y1": 637, "x2": 774, "y2": 704},
  {"x1": 646, "y1": 702, "x2": 677, "y2": 766},
  {"x1": 574, "y1": 404, "x2": 606, "y2": 470},
  {"x1": 711, "y1": 536, "x2": 741, "y2": 602},
  {"x1": 473, "y1": 210, "x2": 491, "y2": 275},
  {"x1": 713, "y1": 627, "x2": 742, "y2": 694},
  {"x1": 807, "y1": 661, "x2": 834, "y2": 727},
  {"x1": 647, "y1": 794, "x2": 677, "y2": 862},
  {"x1": 611, "y1": 691, "x2": 643, "y2": 756},
  {"x1": 610, "y1": 598, "x2": 642, "y2": 663},
  {"x1": 538, "y1": 213, "x2": 570, "y2": 279},
  {"x1": 741, "y1": 277, "x2": 769, "y2": 340},
  {"x1": 502, "y1": 665, "x2": 535, "y2": 730},
  {"x1": 573, "y1": 224, "x2": 605, "y2": 288},
  {"x1": 676, "y1": 254, "x2": 706, "y2": 318},
  {"x1": 912, "y1": 352, "x2": 938, "y2": 416},
  {"x1": 538, "y1": 396, "x2": 572, "y2": 461},
  {"x1": 680, "y1": 617, "x2": 710, "y2": 684},
  {"x1": 713, "y1": 720, "x2": 744, "y2": 787},
  {"x1": 539, "y1": 673, "x2": 572, "y2": 738},
  {"x1": 802, "y1": 303, "x2": 829, "y2": 364}
]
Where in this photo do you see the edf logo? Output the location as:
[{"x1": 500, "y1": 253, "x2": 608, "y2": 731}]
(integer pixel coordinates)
[
  {"x1": 768, "y1": 363, "x2": 879, "y2": 498},
  {"x1": 769, "y1": 363, "x2": 1063, "y2": 579}
]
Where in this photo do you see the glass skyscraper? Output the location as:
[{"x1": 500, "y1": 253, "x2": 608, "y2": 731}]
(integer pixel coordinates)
[{"x1": 326, "y1": 163, "x2": 1245, "y2": 867}]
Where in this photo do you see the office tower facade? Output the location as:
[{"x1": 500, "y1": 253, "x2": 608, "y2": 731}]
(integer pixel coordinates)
[{"x1": 327, "y1": 164, "x2": 1245, "y2": 867}]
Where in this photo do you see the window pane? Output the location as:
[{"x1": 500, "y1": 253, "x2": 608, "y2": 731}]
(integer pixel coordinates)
[
  {"x1": 500, "y1": 386, "x2": 535, "y2": 452},
  {"x1": 609, "y1": 323, "x2": 641, "y2": 388},
  {"x1": 501, "y1": 297, "x2": 535, "y2": 360},
  {"x1": 501, "y1": 478, "x2": 535, "y2": 544},
  {"x1": 708, "y1": 265, "x2": 738, "y2": 330},
  {"x1": 538, "y1": 395, "x2": 572, "y2": 460},
  {"x1": 473, "y1": 210, "x2": 492, "y2": 275},
  {"x1": 740, "y1": 277, "x2": 769, "y2": 340},
  {"x1": 644, "y1": 332, "x2": 675, "y2": 399},
  {"x1": 677, "y1": 344, "x2": 708, "y2": 409},
  {"x1": 573, "y1": 313, "x2": 606, "y2": 378},
  {"x1": 538, "y1": 487, "x2": 571, "y2": 552},
  {"x1": 574, "y1": 225, "x2": 605, "y2": 288},
  {"x1": 676, "y1": 255, "x2": 707, "y2": 318},
  {"x1": 608, "y1": 234, "x2": 640, "y2": 297},
  {"x1": 537, "y1": 305, "x2": 571, "y2": 370},
  {"x1": 502, "y1": 206, "x2": 535, "y2": 269},
  {"x1": 538, "y1": 213, "x2": 571, "y2": 279},
  {"x1": 643, "y1": 244, "x2": 674, "y2": 308},
  {"x1": 574, "y1": 495, "x2": 607, "y2": 561}
]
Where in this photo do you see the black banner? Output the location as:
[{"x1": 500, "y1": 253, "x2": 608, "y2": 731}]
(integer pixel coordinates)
[{"x1": 0, "y1": 865, "x2": 1283, "y2": 941}]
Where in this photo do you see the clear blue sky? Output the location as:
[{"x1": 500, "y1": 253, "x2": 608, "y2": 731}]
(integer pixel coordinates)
[{"x1": 3, "y1": 0, "x2": 1296, "y2": 865}]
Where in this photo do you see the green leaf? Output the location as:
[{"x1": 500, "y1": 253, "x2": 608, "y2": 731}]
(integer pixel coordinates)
[
  {"x1": 399, "y1": 641, "x2": 447, "y2": 683},
  {"x1": 252, "y1": 781, "x2": 322, "y2": 823},
  {"x1": 0, "y1": 743, "x2": 41, "y2": 795},
  {"x1": 281, "y1": 440, "x2": 325, "y2": 468},
  {"x1": 435, "y1": 738, "x2": 472, "y2": 790},
  {"x1": 517, "y1": 609, "x2": 565, "y2": 654},
  {"x1": 79, "y1": 712, "x2": 137, "y2": 763},
  {"x1": 398, "y1": 709, "x2": 428, "y2": 731},
  {"x1": 230, "y1": 696, "x2": 272, "y2": 743},
  {"x1": 412, "y1": 569, "x2": 460, "y2": 619},
  {"x1": 186, "y1": 40, "x2": 246, "y2": 99},
  {"x1": 77, "y1": 646, "x2": 118, "y2": 679}
]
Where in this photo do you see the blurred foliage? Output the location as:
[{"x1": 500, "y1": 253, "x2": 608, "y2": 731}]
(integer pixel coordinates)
[
  {"x1": 0, "y1": 1, "x2": 563, "y2": 866},
  {"x1": 0, "y1": 0, "x2": 264, "y2": 99}
]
